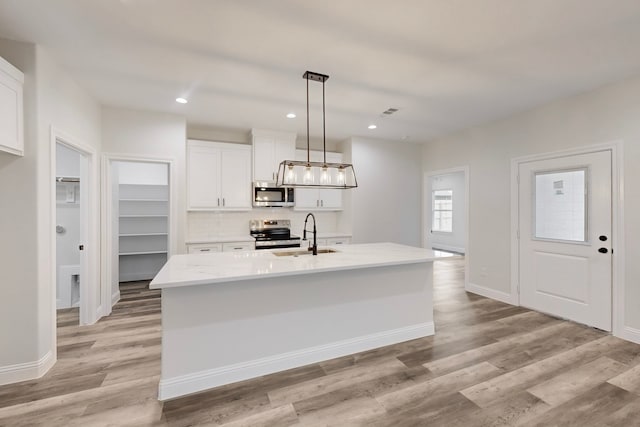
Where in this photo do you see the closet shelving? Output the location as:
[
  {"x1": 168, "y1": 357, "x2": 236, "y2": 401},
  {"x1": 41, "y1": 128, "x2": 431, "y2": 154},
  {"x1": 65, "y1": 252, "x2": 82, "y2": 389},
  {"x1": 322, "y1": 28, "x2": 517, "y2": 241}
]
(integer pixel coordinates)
[{"x1": 118, "y1": 183, "x2": 169, "y2": 282}]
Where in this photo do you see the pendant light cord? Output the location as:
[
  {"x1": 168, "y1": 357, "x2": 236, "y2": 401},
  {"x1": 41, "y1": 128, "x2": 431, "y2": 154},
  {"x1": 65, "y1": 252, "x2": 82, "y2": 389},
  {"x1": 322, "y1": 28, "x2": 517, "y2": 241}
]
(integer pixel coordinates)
[
  {"x1": 306, "y1": 76, "x2": 310, "y2": 164},
  {"x1": 322, "y1": 80, "x2": 326, "y2": 164}
]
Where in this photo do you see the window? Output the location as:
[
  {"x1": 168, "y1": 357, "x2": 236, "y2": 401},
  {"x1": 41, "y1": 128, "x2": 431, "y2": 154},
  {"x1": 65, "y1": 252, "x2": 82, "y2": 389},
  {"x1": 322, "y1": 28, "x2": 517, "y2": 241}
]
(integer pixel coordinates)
[
  {"x1": 432, "y1": 189, "x2": 453, "y2": 233},
  {"x1": 534, "y1": 168, "x2": 587, "y2": 242}
]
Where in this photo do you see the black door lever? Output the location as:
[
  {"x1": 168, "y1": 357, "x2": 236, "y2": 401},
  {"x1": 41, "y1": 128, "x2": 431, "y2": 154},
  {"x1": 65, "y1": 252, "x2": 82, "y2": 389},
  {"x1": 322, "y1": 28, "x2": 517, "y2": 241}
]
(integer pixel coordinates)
[{"x1": 598, "y1": 247, "x2": 608, "y2": 254}]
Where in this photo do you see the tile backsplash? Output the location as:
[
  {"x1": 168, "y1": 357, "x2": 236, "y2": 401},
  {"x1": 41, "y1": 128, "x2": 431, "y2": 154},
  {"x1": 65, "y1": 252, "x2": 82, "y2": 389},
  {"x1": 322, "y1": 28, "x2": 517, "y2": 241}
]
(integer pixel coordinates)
[{"x1": 188, "y1": 210, "x2": 343, "y2": 240}]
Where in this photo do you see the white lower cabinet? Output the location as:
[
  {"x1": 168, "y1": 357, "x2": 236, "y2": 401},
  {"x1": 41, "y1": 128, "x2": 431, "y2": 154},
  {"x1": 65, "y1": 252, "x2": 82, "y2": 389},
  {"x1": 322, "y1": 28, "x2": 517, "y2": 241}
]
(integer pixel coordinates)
[
  {"x1": 187, "y1": 241, "x2": 254, "y2": 254},
  {"x1": 316, "y1": 237, "x2": 351, "y2": 246},
  {"x1": 222, "y1": 242, "x2": 254, "y2": 252},
  {"x1": 187, "y1": 243, "x2": 223, "y2": 254}
]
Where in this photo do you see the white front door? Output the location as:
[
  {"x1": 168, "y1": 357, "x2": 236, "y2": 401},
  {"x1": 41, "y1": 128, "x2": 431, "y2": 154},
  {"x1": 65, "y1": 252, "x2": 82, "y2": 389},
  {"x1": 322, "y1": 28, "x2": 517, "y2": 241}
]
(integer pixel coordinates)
[{"x1": 518, "y1": 150, "x2": 612, "y2": 331}]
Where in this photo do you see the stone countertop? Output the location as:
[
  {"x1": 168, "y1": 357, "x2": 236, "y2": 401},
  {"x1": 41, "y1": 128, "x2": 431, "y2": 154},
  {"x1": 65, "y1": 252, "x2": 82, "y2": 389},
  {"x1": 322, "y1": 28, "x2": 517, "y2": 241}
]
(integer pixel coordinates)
[{"x1": 151, "y1": 242, "x2": 448, "y2": 289}]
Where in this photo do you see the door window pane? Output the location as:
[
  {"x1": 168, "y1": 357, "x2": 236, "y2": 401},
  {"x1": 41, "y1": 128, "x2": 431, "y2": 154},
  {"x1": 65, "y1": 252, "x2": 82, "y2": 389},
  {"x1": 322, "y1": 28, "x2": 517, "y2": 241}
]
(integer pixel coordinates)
[
  {"x1": 534, "y1": 169, "x2": 587, "y2": 242},
  {"x1": 432, "y1": 190, "x2": 453, "y2": 232}
]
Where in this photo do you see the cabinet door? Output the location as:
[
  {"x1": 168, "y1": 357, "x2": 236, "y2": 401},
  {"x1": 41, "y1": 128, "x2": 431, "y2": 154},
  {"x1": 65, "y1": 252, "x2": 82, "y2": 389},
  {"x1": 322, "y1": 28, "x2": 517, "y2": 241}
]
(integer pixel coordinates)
[
  {"x1": 253, "y1": 136, "x2": 276, "y2": 182},
  {"x1": 319, "y1": 152, "x2": 343, "y2": 209},
  {"x1": 187, "y1": 144, "x2": 221, "y2": 209},
  {"x1": 221, "y1": 148, "x2": 251, "y2": 209},
  {"x1": 327, "y1": 237, "x2": 351, "y2": 245},
  {"x1": 222, "y1": 242, "x2": 254, "y2": 252},
  {"x1": 274, "y1": 140, "x2": 296, "y2": 172},
  {"x1": 187, "y1": 243, "x2": 223, "y2": 254},
  {"x1": 0, "y1": 62, "x2": 24, "y2": 156}
]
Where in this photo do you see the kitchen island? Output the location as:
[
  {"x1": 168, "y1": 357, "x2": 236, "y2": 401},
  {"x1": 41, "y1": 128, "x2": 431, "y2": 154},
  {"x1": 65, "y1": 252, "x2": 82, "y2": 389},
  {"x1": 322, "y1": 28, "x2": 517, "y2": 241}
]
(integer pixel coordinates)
[{"x1": 150, "y1": 242, "x2": 441, "y2": 400}]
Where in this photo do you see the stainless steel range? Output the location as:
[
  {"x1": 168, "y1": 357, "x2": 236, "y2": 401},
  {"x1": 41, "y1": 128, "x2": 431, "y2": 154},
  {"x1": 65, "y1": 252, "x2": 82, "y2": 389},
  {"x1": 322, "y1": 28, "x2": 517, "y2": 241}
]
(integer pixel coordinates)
[{"x1": 250, "y1": 219, "x2": 301, "y2": 250}]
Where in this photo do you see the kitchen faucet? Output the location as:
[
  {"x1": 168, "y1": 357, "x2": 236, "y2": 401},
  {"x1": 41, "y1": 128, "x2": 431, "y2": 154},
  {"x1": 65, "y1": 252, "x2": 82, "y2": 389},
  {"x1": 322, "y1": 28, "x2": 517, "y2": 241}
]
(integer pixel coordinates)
[{"x1": 303, "y1": 213, "x2": 318, "y2": 255}]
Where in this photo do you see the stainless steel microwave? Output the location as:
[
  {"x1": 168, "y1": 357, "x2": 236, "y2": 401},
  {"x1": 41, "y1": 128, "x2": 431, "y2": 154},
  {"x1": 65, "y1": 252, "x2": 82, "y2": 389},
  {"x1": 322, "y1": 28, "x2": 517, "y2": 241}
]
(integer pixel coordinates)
[{"x1": 252, "y1": 182, "x2": 295, "y2": 207}]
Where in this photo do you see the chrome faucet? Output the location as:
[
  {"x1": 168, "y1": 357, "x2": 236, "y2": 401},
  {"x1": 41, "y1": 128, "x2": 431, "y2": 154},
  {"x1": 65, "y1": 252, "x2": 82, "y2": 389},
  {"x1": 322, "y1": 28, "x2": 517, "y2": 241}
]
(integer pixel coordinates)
[{"x1": 303, "y1": 213, "x2": 318, "y2": 255}]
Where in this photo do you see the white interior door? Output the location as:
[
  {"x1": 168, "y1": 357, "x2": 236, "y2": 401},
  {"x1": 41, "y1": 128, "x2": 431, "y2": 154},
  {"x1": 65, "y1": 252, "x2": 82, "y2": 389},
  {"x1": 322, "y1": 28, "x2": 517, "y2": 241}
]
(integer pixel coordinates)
[{"x1": 519, "y1": 150, "x2": 612, "y2": 331}]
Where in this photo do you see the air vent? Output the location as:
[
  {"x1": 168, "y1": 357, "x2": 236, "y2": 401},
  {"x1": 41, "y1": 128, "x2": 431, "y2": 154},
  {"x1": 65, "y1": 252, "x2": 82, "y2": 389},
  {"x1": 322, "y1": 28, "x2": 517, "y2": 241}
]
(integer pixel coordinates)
[{"x1": 382, "y1": 108, "x2": 399, "y2": 115}]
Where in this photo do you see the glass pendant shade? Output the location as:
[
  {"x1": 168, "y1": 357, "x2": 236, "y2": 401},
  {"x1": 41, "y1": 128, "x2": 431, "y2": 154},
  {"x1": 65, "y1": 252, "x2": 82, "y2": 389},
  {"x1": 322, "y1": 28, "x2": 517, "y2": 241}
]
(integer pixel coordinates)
[
  {"x1": 275, "y1": 70, "x2": 358, "y2": 190},
  {"x1": 276, "y1": 160, "x2": 357, "y2": 188}
]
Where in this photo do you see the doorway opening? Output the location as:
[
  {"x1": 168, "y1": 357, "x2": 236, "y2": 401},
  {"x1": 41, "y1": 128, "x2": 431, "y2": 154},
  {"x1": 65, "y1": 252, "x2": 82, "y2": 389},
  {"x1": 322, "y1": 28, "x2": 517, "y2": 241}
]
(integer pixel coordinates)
[
  {"x1": 424, "y1": 166, "x2": 470, "y2": 292},
  {"x1": 103, "y1": 157, "x2": 172, "y2": 312},
  {"x1": 55, "y1": 144, "x2": 82, "y2": 322},
  {"x1": 52, "y1": 130, "x2": 99, "y2": 330}
]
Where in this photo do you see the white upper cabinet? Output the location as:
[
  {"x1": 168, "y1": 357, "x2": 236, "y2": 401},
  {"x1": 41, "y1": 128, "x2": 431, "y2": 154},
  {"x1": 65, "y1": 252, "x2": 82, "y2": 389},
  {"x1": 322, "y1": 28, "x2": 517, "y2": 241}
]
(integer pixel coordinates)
[
  {"x1": 294, "y1": 149, "x2": 343, "y2": 211},
  {"x1": 0, "y1": 56, "x2": 24, "y2": 156},
  {"x1": 187, "y1": 140, "x2": 251, "y2": 210},
  {"x1": 251, "y1": 129, "x2": 296, "y2": 182}
]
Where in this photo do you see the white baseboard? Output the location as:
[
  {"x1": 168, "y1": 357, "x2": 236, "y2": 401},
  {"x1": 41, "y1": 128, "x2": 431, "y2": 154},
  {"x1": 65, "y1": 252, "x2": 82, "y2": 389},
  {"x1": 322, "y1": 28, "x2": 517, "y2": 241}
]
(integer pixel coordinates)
[
  {"x1": 158, "y1": 321, "x2": 435, "y2": 401},
  {"x1": 618, "y1": 326, "x2": 640, "y2": 345},
  {"x1": 467, "y1": 282, "x2": 517, "y2": 305},
  {"x1": 111, "y1": 290, "x2": 120, "y2": 307},
  {"x1": 431, "y1": 244, "x2": 465, "y2": 254},
  {"x1": 0, "y1": 350, "x2": 55, "y2": 386}
]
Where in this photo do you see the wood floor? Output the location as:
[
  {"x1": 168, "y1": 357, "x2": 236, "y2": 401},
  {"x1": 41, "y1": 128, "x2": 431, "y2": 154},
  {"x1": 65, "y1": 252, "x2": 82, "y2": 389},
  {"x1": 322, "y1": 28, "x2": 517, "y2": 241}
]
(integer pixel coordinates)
[{"x1": 2, "y1": 259, "x2": 640, "y2": 426}]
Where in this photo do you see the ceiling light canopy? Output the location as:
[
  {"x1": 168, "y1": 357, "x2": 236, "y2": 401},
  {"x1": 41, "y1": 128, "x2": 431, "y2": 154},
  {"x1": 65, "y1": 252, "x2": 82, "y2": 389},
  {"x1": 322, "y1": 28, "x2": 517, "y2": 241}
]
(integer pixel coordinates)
[{"x1": 276, "y1": 71, "x2": 357, "y2": 189}]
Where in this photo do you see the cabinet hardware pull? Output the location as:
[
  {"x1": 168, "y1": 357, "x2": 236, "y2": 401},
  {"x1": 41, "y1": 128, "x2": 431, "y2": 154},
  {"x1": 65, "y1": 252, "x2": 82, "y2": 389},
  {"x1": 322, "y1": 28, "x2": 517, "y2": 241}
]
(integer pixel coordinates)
[
  {"x1": 201, "y1": 249, "x2": 210, "y2": 252},
  {"x1": 217, "y1": 198, "x2": 220, "y2": 206},
  {"x1": 223, "y1": 198, "x2": 225, "y2": 206}
]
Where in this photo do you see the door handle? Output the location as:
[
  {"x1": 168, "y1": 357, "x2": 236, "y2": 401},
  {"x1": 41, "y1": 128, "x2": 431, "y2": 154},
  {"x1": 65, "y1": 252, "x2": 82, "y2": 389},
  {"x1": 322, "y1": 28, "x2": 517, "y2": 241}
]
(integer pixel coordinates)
[
  {"x1": 599, "y1": 235, "x2": 608, "y2": 241},
  {"x1": 598, "y1": 248, "x2": 608, "y2": 254},
  {"x1": 79, "y1": 244, "x2": 84, "y2": 251}
]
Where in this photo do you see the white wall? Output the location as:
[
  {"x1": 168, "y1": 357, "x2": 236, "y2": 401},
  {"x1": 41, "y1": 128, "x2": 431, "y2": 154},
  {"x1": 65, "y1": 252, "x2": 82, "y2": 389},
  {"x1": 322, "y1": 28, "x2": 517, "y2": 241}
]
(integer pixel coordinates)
[
  {"x1": 102, "y1": 107, "x2": 186, "y2": 253},
  {"x1": 422, "y1": 72, "x2": 640, "y2": 334},
  {"x1": 0, "y1": 40, "x2": 101, "y2": 383},
  {"x1": 118, "y1": 161, "x2": 168, "y2": 185},
  {"x1": 348, "y1": 137, "x2": 422, "y2": 246},
  {"x1": 427, "y1": 171, "x2": 466, "y2": 253}
]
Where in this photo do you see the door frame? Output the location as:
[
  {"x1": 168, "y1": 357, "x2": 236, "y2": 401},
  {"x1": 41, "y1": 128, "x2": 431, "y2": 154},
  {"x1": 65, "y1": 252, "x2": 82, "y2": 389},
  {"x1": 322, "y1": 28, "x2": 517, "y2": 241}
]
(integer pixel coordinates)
[
  {"x1": 50, "y1": 127, "x2": 100, "y2": 331},
  {"x1": 423, "y1": 165, "x2": 470, "y2": 290},
  {"x1": 510, "y1": 141, "x2": 625, "y2": 338},
  {"x1": 101, "y1": 154, "x2": 176, "y2": 315}
]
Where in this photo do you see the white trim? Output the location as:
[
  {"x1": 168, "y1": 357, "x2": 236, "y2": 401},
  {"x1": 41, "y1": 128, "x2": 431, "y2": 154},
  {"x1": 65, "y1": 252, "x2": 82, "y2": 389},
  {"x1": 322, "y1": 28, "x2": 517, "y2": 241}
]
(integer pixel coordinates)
[
  {"x1": 157, "y1": 321, "x2": 435, "y2": 401},
  {"x1": 467, "y1": 282, "x2": 518, "y2": 305},
  {"x1": 111, "y1": 290, "x2": 121, "y2": 306},
  {"x1": 52, "y1": 129, "x2": 100, "y2": 327},
  {"x1": 101, "y1": 153, "x2": 177, "y2": 312},
  {"x1": 423, "y1": 166, "x2": 470, "y2": 290},
  {"x1": 619, "y1": 327, "x2": 640, "y2": 345},
  {"x1": 0, "y1": 351, "x2": 54, "y2": 386},
  {"x1": 510, "y1": 141, "x2": 626, "y2": 340}
]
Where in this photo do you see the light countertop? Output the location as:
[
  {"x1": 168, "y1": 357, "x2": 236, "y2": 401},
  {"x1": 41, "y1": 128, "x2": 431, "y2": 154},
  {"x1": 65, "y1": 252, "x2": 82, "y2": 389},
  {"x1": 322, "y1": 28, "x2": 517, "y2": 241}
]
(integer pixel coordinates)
[{"x1": 150, "y1": 242, "x2": 452, "y2": 289}]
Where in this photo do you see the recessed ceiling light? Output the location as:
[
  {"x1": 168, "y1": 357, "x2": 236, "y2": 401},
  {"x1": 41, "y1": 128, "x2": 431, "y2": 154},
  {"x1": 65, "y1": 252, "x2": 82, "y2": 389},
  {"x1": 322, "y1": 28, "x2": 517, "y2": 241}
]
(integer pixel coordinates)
[
  {"x1": 368, "y1": 124, "x2": 377, "y2": 129},
  {"x1": 286, "y1": 113, "x2": 296, "y2": 119},
  {"x1": 176, "y1": 97, "x2": 188, "y2": 104}
]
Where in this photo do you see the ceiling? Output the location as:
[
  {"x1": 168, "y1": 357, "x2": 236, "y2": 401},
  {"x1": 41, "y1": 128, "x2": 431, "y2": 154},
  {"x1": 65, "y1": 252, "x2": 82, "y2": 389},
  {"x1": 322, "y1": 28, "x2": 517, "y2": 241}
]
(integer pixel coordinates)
[{"x1": 1, "y1": 0, "x2": 640, "y2": 144}]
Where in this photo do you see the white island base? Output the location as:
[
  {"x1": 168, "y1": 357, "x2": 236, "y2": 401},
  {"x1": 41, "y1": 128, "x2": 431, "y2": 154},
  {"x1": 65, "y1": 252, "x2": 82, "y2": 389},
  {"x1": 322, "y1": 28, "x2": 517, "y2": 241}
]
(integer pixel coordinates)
[{"x1": 150, "y1": 243, "x2": 436, "y2": 400}]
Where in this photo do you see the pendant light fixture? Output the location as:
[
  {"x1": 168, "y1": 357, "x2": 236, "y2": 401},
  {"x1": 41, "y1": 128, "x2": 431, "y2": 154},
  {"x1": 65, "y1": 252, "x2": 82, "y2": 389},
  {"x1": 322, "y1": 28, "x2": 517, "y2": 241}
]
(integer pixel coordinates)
[{"x1": 276, "y1": 71, "x2": 357, "y2": 189}]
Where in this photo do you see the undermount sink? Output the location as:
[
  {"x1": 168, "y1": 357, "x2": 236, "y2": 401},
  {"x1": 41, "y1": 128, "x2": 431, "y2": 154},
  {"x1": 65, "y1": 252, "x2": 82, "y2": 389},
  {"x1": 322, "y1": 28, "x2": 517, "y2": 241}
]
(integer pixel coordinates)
[{"x1": 273, "y1": 248, "x2": 339, "y2": 257}]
